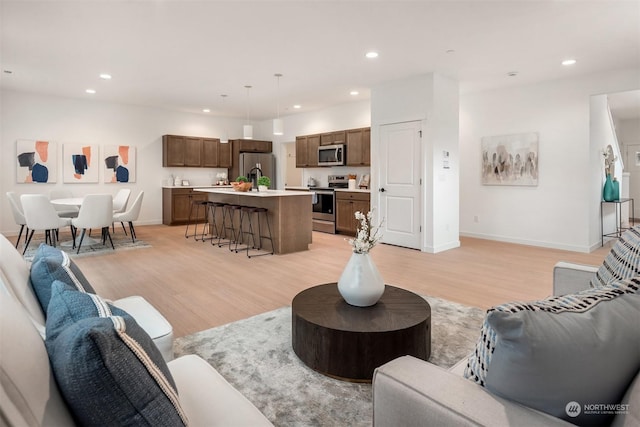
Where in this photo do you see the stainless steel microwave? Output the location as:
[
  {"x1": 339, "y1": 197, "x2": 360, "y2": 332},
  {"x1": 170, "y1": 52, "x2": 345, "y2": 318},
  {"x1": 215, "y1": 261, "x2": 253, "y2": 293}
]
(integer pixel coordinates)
[{"x1": 318, "y1": 144, "x2": 345, "y2": 166}]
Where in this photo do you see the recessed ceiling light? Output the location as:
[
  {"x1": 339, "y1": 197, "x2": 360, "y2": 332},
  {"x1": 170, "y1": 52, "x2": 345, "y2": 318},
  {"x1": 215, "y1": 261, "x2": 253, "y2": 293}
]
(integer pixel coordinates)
[
  {"x1": 350, "y1": 91, "x2": 359, "y2": 96},
  {"x1": 365, "y1": 51, "x2": 378, "y2": 59},
  {"x1": 507, "y1": 71, "x2": 519, "y2": 77},
  {"x1": 293, "y1": 104, "x2": 302, "y2": 109},
  {"x1": 3, "y1": 69, "x2": 13, "y2": 74},
  {"x1": 202, "y1": 108, "x2": 210, "y2": 113},
  {"x1": 562, "y1": 59, "x2": 577, "y2": 66},
  {"x1": 99, "y1": 73, "x2": 112, "y2": 80},
  {"x1": 445, "y1": 49, "x2": 456, "y2": 54},
  {"x1": 85, "y1": 89, "x2": 96, "y2": 94}
]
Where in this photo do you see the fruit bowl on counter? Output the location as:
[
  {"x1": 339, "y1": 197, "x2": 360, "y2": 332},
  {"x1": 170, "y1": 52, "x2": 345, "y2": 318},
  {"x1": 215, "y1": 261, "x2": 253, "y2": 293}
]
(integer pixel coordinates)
[{"x1": 231, "y1": 181, "x2": 252, "y2": 192}]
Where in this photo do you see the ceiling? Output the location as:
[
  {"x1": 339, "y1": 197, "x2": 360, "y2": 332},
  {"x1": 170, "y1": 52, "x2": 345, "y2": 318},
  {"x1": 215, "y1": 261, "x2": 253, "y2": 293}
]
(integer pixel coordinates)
[{"x1": 1, "y1": 1, "x2": 639, "y2": 121}]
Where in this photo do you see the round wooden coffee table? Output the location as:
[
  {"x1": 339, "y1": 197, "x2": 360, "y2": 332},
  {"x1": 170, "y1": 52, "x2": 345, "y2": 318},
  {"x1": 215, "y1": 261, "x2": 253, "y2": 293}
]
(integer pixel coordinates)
[{"x1": 292, "y1": 283, "x2": 431, "y2": 382}]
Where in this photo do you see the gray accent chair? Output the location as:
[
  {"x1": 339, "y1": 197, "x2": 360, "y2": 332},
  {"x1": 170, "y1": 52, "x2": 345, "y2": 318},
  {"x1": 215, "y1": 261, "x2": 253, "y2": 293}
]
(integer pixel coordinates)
[{"x1": 373, "y1": 261, "x2": 640, "y2": 426}]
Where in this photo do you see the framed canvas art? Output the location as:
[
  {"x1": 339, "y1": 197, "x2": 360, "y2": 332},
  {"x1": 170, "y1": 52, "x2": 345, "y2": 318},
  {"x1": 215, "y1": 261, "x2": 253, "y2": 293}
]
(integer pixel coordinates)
[
  {"x1": 63, "y1": 143, "x2": 99, "y2": 183},
  {"x1": 481, "y1": 132, "x2": 539, "y2": 186},
  {"x1": 104, "y1": 145, "x2": 136, "y2": 183},
  {"x1": 16, "y1": 139, "x2": 57, "y2": 183}
]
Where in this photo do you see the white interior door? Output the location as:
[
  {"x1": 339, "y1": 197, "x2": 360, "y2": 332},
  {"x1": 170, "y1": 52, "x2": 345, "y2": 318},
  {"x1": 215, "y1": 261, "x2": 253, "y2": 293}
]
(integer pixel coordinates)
[{"x1": 378, "y1": 121, "x2": 422, "y2": 249}]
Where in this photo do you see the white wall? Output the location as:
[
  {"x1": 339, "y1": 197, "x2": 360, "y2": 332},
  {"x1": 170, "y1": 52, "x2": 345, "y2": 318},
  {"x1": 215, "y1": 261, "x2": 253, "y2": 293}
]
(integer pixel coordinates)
[
  {"x1": 371, "y1": 73, "x2": 460, "y2": 253},
  {"x1": 1, "y1": 90, "x2": 244, "y2": 235},
  {"x1": 460, "y1": 68, "x2": 640, "y2": 252}
]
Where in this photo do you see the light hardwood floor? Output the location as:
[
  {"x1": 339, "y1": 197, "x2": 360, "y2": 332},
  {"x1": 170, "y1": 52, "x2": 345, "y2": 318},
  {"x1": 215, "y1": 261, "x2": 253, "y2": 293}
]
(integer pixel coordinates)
[{"x1": 16, "y1": 225, "x2": 611, "y2": 338}]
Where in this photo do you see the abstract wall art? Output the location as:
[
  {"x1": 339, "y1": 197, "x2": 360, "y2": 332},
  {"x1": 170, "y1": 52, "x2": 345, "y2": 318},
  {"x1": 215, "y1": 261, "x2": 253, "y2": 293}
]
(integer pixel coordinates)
[
  {"x1": 481, "y1": 132, "x2": 539, "y2": 186},
  {"x1": 103, "y1": 145, "x2": 136, "y2": 183},
  {"x1": 63, "y1": 143, "x2": 99, "y2": 183},
  {"x1": 16, "y1": 139, "x2": 57, "y2": 183}
]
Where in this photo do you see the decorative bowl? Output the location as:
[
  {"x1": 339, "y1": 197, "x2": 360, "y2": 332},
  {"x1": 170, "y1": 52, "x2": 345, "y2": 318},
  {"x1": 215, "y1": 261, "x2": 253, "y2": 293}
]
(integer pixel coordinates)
[{"x1": 231, "y1": 181, "x2": 252, "y2": 192}]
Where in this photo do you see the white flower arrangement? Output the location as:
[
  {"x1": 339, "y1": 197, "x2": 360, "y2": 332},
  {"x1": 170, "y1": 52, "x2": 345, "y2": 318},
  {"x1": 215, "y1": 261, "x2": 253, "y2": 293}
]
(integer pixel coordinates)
[
  {"x1": 602, "y1": 145, "x2": 617, "y2": 176},
  {"x1": 347, "y1": 210, "x2": 383, "y2": 254}
]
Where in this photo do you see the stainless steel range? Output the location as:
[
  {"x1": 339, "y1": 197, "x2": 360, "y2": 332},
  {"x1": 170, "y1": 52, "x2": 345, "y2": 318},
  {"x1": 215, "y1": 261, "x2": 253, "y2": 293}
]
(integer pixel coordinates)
[{"x1": 309, "y1": 175, "x2": 349, "y2": 234}]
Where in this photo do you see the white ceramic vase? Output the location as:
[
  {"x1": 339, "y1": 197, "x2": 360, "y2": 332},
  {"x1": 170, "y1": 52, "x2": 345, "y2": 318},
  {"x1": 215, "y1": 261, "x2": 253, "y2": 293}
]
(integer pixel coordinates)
[
  {"x1": 337, "y1": 252, "x2": 385, "y2": 307},
  {"x1": 258, "y1": 185, "x2": 268, "y2": 192}
]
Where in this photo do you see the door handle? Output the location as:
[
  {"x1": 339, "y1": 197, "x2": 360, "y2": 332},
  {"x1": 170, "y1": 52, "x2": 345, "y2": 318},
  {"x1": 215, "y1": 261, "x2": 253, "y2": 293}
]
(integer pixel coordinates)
[{"x1": 379, "y1": 188, "x2": 386, "y2": 192}]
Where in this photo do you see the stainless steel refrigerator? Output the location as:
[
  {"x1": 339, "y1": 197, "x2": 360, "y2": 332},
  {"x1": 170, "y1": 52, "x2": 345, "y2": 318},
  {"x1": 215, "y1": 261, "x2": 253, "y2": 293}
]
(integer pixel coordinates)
[{"x1": 238, "y1": 152, "x2": 276, "y2": 189}]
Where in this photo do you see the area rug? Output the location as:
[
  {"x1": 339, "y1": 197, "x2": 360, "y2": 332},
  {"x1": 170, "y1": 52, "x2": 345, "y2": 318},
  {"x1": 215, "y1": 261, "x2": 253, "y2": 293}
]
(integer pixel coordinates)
[
  {"x1": 174, "y1": 295, "x2": 486, "y2": 426},
  {"x1": 21, "y1": 232, "x2": 151, "y2": 261}
]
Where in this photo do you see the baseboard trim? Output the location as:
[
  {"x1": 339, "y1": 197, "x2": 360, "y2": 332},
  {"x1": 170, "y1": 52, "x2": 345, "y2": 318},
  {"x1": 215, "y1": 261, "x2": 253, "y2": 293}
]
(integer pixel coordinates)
[{"x1": 459, "y1": 231, "x2": 593, "y2": 253}]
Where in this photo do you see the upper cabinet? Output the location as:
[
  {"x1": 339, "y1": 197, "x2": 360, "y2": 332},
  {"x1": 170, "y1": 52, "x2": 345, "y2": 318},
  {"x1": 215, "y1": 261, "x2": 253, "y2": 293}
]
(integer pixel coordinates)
[
  {"x1": 233, "y1": 139, "x2": 272, "y2": 153},
  {"x1": 203, "y1": 138, "x2": 232, "y2": 168},
  {"x1": 295, "y1": 135, "x2": 320, "y2": 168},
  {"x1": 163, "y1": 135, "x2": 231, "y2": 168},
  {"x1": 345, "y1": 128, "x2": 371, "y2": 166},
  {"x1": 296, "y1": 127, "x2": 370, "y2": 168},
  {"x1": 320, "y1": 131, "x2": 346, "y2": 146}
]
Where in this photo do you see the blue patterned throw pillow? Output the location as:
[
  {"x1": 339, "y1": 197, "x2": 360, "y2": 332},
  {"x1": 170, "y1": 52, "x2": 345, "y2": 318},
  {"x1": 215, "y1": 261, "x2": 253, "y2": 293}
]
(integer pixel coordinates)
[
  {"x1": 591, "y1": 225, "x2": 640, "y2": 288},
  {"x1": 464, "y1": 278, "x2": 640, "y2": 426},
  {"x1": 29, "y1": 244, "x2": 95, "y2": 312},
  {"x1": 45, "y1": 282, "x2": 188, "y2": 426}
]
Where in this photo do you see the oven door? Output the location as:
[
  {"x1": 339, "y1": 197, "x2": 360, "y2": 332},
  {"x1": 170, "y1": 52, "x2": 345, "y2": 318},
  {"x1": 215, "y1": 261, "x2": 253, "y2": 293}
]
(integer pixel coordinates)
[{"x1": 312, "y1": 190, "x2": 335, "y2": 221}]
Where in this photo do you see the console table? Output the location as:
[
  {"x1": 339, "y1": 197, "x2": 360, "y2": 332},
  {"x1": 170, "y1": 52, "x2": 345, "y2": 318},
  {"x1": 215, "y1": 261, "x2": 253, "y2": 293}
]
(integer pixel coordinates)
[
  {"x1": 291, "y1": 283, "x2": 431, "y2": 382},
  {"x1": 601, "y1": 198, "x2": 635, "y2": 246}
]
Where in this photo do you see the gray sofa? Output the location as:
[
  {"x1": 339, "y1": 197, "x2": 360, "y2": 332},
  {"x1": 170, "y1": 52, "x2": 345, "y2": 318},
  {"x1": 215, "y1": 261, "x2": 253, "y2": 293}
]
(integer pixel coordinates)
[
  {"x1": 373, "y1": 260, "x2": 640, "y2": 427},
  {"x1": 0, "y1": 234, "x2": 272, "y2": 426}
]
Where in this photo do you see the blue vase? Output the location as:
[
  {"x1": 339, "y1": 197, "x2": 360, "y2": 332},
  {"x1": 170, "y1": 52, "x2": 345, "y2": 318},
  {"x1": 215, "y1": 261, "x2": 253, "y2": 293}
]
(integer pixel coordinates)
[
  {"x1": 603, "y1": 174, "x2": 616, "y2": 202},
  {"x1": 612, "y1": 178, "x2": 620, "y2": 201}
]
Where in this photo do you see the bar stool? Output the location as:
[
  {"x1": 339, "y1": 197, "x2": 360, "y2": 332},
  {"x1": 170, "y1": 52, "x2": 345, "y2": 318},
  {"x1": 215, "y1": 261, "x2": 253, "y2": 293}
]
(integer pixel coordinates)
[
  {"x1": 234, "y1": 206, "x2": 257, "y2": 254},
  {"x1": 199, "y1": 201, "x2": 225, "y2": 242},
  {"x1": 238, "y1": 206, "x2": 274, "y2": 258},
  {"x1": 185, "y1": 197, "x2": 208, "y2": 239},
  {"x1": 219, "y1": 204, "x2": 243, "y2": 250}
]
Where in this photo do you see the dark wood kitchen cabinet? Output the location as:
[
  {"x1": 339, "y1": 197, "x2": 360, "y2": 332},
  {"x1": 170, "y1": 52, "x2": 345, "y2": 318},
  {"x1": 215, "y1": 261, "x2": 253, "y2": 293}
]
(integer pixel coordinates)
[
  {"x1": 203, "y1": 138, "x2": 232, "y2": 168},
  {"x1": 163, "y1": 135, "x2": 202, "y2": 167},
  {"x1": 320, "y1": 131, "x2": 346, "y2": 146},
  {"x1": 336, "y1": 191, "x2": 371, "y2": 235},
  {"x1": 233, "y1": 139, "x2": 272, "y2": 153},
  {"x1": 163, "y1": 134, "x2": 230, "y2": 168},
  {"x1": 295, "y1": 134, "x2": 320, "y2": 168},
  {"x1": 162, "y1": 187, "x2": 208, "y2": 225},
  {"x1": 346, "y1": 127, "x2": 371, "y2": 166},
  {"x1": 296, "y1": 127, "x2": 369, "y2": 168}
]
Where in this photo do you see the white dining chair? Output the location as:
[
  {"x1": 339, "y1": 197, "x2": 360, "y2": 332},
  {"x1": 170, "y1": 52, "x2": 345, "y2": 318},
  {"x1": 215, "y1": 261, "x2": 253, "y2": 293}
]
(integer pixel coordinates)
[
  {"x1": 113, "y1": 191, "x2": 144, "y2": 243},
  {"x1": 112, "y1": 188, "x2": 131, "y2": 233},
  {"x1": 112, "y1": 188, "x2": 131, "y2": 214},
  {"x1": 6, "y1": 192, "x2": 28, "y2": 249},
  {"x1": 50, "y1": 189, "x2": 79, "y2": 218},
  {"x1": 20, "y1": 194, "x2": 74, "y2": 255},
  {"x1": 71, "y1": 194, "x2": 114, "y2": 254}
]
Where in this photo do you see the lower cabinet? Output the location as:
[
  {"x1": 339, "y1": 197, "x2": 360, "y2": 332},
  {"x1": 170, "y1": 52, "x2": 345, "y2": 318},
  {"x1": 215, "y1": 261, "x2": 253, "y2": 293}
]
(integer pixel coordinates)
[
  {"x1": 336, "y1": 191, "x2": 371, "y2": 235},
  {"x1": 162, "y1": 188, "x2": 208, "y2": 226}
]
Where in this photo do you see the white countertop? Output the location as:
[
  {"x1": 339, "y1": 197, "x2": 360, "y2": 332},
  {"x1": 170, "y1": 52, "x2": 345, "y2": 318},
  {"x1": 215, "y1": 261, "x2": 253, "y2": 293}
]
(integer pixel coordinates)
[
  {"x1": 334, "y1": 188, "x2": 371, "y2": 193},
  {"x1": 163, "y1": 185, "x2": 232, "y2": 189},
  {"x1": 284, "y1": 186, "x2": 370, "y2": 193},
  {"x1": 194, "y1": 187, "x2": 313, "y2": 197}
]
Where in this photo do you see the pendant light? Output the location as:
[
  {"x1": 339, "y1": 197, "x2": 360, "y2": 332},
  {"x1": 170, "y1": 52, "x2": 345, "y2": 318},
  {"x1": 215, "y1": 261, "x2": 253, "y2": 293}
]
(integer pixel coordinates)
[
  {"x1": 220, "y1": 94, "x2": 229, "y2": 144},
  {"x1": 273, "y1": 73, "x2": 283, "y2": 136},
  {"x1": 243, "y1": 85, "x2": 253, "y2": 140}
]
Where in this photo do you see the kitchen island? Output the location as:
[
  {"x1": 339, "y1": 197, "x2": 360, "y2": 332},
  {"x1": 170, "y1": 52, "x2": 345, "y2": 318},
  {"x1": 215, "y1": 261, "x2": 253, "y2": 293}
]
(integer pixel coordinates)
[{"x1": 194, "y1": 188, "x2": 313, "y2": 254}]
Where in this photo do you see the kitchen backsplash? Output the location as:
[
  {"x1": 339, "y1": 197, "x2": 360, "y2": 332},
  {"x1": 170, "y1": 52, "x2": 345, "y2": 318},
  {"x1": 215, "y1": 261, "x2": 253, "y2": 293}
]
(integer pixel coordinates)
[
  {"x1": 162, "y1": 167, "x2": 229, "y2": 186},
  {"x1": 302, "y1": 166, "x2": 371, "y2": 188}
]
